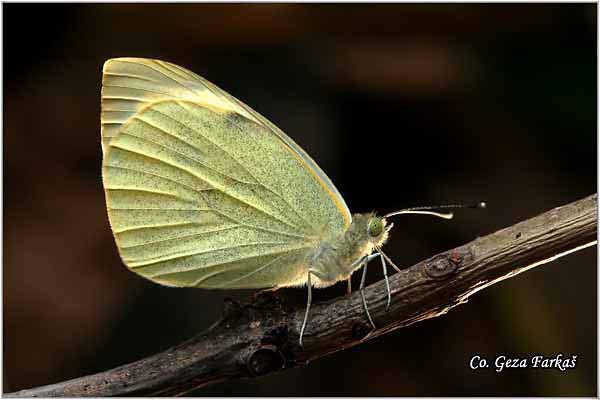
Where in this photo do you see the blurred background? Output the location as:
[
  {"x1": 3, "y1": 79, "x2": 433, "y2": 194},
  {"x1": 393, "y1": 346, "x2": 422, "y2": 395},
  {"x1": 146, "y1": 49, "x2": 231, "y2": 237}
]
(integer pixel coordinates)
[{"x1": 4, "y1": 4, "x2": 596, "y2": 396}]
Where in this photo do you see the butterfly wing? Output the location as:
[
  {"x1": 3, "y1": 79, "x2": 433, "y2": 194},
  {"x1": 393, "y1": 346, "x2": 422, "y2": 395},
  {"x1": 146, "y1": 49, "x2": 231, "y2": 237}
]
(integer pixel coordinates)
[
  {"x1": 101, "y1": 58, "x2": 351, "y2": 289},
  {"x1": 102, "y1": 57, "x2": 350, "y2": 223}
]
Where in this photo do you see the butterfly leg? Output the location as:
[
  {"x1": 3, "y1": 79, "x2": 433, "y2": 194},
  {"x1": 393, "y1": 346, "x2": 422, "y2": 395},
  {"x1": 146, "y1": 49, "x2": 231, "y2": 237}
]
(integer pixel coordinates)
[
  {"x1": 380, "y1": 253, "x2": 391, "y2": 310},
  {"x1": 359, "y1": 260, "x2": 377, "y2": 330},
  {"x1": 378, "y1": 248, "x2": 403, "y2": 273},
  {"x1": 344, "y1": 253, "x2": 370, "y2": 297},
  {"x1": 299, "y1": 272, "x2": 313, "y2": 347},
  {"x1": 299, "y1": 269, "x2": 328, "y2": 347}
]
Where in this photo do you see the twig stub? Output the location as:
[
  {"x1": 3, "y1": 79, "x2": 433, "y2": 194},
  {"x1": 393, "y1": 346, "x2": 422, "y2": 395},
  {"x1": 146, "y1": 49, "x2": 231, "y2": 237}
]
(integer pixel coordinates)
[
  {"x1": 422, "y1": 247, "x2": 471, "y2": 279},
  {"x1": 246, "y1": 345, "x2": 284, "y2": 377}
]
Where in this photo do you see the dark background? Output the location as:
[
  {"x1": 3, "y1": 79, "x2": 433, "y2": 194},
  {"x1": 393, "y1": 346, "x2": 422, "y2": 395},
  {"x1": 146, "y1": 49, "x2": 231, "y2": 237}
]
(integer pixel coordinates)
[{"x1": 4, "y1": 4, "x2": 596, "y2": 396}]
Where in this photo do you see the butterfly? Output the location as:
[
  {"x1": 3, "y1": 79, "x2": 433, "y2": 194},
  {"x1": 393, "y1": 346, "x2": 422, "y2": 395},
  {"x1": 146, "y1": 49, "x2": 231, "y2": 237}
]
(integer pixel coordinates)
[{"x1": 101, "y1": 58, "x2": 476, "y2": 346}]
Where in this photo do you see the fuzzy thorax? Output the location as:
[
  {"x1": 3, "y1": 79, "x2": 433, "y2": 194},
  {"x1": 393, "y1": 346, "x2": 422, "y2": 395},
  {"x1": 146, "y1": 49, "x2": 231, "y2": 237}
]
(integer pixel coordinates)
[{"x1": 308, "y1": 212, "x2": 390, "y2": 288}]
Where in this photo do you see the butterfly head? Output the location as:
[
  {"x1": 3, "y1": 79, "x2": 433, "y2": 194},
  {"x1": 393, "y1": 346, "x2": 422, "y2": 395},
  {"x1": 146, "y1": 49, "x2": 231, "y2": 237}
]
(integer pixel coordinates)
[{"x1": 366, "y1": 214, "x2": 392, "y2": 248}]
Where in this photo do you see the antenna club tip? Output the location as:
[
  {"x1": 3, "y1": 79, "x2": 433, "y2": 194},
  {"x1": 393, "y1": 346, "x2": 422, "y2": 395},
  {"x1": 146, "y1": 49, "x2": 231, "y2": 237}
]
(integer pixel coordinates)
[{"x1": 467, "y1": 201, "x2": 486, "y2": 209}]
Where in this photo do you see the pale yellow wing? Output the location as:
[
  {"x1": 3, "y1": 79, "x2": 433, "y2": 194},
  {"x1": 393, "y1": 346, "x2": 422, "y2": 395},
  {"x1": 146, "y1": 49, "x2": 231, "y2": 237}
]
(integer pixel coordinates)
[
  {"x1": 101, "y1": 57, "x2": 351, "y2": 225},
  {"x1": 101, "y1": 58, "x2": 350, "y2": 289}
]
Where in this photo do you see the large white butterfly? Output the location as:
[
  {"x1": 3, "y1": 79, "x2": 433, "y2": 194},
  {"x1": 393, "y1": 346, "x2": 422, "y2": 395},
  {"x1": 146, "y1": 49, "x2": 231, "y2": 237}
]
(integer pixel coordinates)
[{"x1": 101, "y1": 58, "x2": 467, "y2": 345}]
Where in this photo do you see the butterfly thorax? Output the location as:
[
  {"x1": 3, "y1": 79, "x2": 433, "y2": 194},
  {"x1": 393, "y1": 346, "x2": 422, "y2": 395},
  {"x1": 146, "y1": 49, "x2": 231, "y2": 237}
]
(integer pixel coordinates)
[{"x1": 307, "y1": 213, "x2": 390, "y2": 288}]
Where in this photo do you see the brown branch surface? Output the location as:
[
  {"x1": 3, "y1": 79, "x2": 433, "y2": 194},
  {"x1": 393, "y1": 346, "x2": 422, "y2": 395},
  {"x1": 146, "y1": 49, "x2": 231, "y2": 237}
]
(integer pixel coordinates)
[{"x1": 6, "y1": 194, "x2": 597, "y2": 397}]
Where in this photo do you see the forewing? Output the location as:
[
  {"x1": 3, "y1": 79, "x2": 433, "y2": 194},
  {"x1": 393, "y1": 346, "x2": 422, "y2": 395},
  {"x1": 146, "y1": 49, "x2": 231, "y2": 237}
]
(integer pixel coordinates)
[
  {"x1": 101, "y1": 57, "x2": 351, "y2": 225},
  {"x1": 102, "y1": 58, "x2": 260, "y2": 153}
]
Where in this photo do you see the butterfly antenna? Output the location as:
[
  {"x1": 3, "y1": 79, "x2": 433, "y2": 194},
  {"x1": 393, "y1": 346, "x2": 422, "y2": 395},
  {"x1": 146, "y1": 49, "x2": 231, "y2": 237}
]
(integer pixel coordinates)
[
  {"x1": 379, "y1": 202, "x2": 486, "y2": 272},
  {"x1": 383, "y1": 201, "x2": 486, "y2": 220}
]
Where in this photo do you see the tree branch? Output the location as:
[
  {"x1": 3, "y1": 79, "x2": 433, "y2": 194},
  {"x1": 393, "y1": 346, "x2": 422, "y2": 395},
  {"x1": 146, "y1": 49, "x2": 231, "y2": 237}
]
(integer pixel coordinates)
[{"x1": 7, "y1": 194, "x2": 597, "y2": 397}]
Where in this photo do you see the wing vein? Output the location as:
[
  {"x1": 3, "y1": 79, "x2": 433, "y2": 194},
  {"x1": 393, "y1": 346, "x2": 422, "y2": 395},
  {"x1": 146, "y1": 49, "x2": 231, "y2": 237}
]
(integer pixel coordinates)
[
  {"x1": 103, "y1": 108, "x2": 138, "y2": 112},
  {"x1": 162, "y1": 61, "x2": 203, "y2": 81},
  {"x1": 135, "y1": 108, "x2": 305, "y2": 232},
  {"x1": 223, "y1": 110, "x2": 320, "y2": 232},
  {"x1": 102, "y1": 96, "x2": 149, "y2": 102},
  {"x1": 114, "y1": 221, "x2": 203, "y2": 234},
  {"x1": 117, "y1": 130, "x2": 249, "y2": 187},
  {"x1": 116, "y1": 59, "x2": 199, "y2": 98},
  {"x1": 107, "y1": 144, "x2": 213, "y2": 190},
  {"x1": 151, "y1": 105, "x2": 258, "y2": 183},
  {"x1": 105, "y1": 165, "x2": 213, "y2": 196},
  {"x1": 155, "y1": 60, "x2": 198, "y2": 81},
  {"x1": 102, "y1": 83, "x2": 180, "y2": 98},
  {"x1": 106, "y1": 186, "x2": 198, "y2": 206},
  {"x1": 103, "y1": 71, "x2": 158, "y2": 83},
  {"x1": 198, "y1": 251, "x2": 290, "y2": 287},
  {"x1": 177, "y1": 102, "x2": 318, "y2": 232},
  {"x1": 124, "y1": 120, "x2": 258, "y2": 187},
  {"x1": 108, "y1": 207, "x2": 205, "y2": 211},
  {"x1": 117, "y1": 225, "x2": 240, "y2": 249},
  {"x1": 128, "y1": 241, "x2": 305, "y2": 268},
  {"x1": 106, "y1": 146, "x2": 311, "y2": 239}
]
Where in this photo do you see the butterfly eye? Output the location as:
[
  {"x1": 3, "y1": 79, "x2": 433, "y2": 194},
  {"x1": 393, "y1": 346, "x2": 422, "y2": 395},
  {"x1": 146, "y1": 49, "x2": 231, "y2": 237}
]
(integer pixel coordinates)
[{"x1": 367, "y1": 217, "x2": 383, "y2": 237}]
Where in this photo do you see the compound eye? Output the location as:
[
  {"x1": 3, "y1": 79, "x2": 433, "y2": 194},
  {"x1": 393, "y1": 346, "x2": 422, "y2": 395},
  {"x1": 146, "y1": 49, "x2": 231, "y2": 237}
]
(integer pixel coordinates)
[{"x1": 368, "y1": 217, "x2": 383, "y2": 237}]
